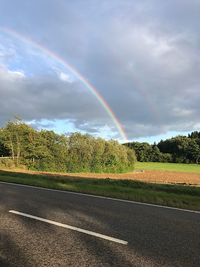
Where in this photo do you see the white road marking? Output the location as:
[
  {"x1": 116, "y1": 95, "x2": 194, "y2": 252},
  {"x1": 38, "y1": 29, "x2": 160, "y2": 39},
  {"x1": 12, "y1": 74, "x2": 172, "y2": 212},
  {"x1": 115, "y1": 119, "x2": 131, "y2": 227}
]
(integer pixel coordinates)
[
  {"x1": 1, "y1": 181, "x2": 200, "y2": 215},
  {"x1": 9, "y1": 210, "x2": 128, "y2": 245}
]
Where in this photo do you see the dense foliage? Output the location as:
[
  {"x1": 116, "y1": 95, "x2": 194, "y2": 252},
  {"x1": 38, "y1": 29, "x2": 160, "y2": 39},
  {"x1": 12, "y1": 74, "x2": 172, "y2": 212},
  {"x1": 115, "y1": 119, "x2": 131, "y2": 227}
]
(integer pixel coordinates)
[
  {"x1": 125, "y1": 132, "x2": 200, "y2": 164},
  {"x1": 0, "y1": 119, "x2": 136, "y2": 172}
]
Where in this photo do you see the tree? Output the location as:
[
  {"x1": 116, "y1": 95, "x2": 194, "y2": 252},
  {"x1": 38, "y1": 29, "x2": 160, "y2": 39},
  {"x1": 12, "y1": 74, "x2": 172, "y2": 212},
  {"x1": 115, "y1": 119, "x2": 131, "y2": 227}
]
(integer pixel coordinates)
[
  {"x1": 0, "y1": 119, "x2": 136, "y2": 172},
  {"x1": 187, "y1": 139, "x2": 200, "y2": 164},
  {"x1": 0, "y1": 129, "x2": 10, "y2": 157}
]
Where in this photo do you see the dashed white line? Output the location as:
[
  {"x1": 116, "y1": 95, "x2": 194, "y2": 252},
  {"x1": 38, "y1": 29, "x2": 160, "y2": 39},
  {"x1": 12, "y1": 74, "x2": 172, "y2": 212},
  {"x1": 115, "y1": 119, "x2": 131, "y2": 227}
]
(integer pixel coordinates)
[{"x1": 9, "y1": 210, "x2": 128, "y2": 245}]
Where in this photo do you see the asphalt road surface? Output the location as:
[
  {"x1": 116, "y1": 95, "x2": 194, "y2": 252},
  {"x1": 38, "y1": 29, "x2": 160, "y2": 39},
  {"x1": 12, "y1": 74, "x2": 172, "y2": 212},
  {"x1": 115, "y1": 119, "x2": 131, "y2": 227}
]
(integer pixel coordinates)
[{"x1": 0, "y1": 182, "x2": 200, "y2": 267}]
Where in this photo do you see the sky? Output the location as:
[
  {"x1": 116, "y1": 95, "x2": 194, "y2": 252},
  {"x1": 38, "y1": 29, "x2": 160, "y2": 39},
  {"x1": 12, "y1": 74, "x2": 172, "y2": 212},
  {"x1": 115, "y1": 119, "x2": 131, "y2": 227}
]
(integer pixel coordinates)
[{"x1": 0, "y1": 0, "x2": 200, "y2": 143}]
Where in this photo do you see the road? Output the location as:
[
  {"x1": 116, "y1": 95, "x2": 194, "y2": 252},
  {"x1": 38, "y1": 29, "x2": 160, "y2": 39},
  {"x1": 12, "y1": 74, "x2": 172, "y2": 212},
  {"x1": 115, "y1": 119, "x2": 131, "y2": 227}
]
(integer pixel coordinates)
[{"x1": 0, "y1": 182, "x2": 200, "y2": 267}]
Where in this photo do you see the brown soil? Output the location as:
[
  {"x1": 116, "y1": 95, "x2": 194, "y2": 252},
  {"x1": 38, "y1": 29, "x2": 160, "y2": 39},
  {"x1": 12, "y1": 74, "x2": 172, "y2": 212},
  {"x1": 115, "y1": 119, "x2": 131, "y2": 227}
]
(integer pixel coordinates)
[
  {"x1": 59, "y1": 170, "x2": 200, "y2": 185},
  {"x1": 108, "y1": 170, "x2": 200, "y2": 185},
  {"x1": 2, "y1": 168, "x2": 200, "y2": 186}
]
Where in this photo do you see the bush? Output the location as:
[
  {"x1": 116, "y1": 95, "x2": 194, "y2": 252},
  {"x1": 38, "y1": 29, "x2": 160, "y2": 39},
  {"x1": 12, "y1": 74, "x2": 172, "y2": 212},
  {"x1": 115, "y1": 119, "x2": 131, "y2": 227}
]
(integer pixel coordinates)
[{"x1": 0, "y1": 158, "x2": 15, "y2": 169}]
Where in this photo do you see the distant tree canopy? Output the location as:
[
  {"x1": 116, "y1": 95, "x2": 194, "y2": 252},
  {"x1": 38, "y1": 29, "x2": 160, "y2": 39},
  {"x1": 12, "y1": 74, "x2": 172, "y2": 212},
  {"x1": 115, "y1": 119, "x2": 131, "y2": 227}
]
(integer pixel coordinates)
[
  {"x1": 124, "y1": 142, "x2": 172, "y2": 163},
  {"x1": 0, "y1": 119, "x2": 136, "y2": 172},
  {"x1": 125, "y1": 132, "x2": 200, "y2": 164}
]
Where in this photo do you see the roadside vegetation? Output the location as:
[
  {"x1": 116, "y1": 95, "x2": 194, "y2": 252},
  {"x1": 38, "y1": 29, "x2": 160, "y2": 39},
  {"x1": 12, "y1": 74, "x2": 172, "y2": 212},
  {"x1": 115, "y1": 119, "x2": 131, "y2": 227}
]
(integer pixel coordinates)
[{"x1": 0, "y1": 170, "x2": 200, "y2": 211}]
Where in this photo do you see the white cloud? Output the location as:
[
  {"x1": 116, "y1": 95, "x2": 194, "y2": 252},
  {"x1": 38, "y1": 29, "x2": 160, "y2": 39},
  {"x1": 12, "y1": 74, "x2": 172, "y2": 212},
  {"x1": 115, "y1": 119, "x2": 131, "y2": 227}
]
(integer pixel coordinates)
[
  {"x1": 59, "y1": 72, "x2": 73, "y2": 83},
  {"x1": 8, "y1": 70, "x2": 25, "y2": 79},
  {"x1": 0, "y1": 67, "x2": 25, "y2": 80}
]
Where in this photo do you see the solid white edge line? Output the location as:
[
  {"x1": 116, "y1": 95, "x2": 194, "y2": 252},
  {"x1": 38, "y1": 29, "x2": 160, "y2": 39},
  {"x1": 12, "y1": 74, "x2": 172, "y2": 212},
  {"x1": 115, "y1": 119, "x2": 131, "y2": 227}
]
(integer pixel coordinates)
[
  {"x1": 1, "y1": 181, "x2": 200, "y2": 215},
  {"x1": 9, "y1": 210, "x2": 128, "y2": 245}
]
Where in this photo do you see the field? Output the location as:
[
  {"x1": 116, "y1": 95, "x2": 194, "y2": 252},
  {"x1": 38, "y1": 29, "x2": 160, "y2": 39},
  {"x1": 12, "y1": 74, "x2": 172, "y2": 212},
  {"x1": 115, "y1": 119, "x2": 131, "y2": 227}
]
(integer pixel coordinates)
[
  {"x1": 0, "y1": 162, "x2": 200, "y2": 186},
  {"x1": 135, "y1": 162, "x2": 200, "y2": 173},
  {"x1": 20, "y1": 162, "x2": 200, "y2": 186},
  {"x1": 133, "y1": 162, "x2": 200, "y2": 185}
]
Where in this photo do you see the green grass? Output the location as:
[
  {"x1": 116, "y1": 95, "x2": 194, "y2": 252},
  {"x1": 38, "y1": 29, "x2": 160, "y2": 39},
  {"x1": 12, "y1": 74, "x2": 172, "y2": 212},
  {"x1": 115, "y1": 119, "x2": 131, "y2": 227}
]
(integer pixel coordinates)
[
  {"x1": 135, "y1": 162, "x2": 200, "y2": 173},
  {"x1": 0, "y1": 170, "x2": 200, "y2": 211}
]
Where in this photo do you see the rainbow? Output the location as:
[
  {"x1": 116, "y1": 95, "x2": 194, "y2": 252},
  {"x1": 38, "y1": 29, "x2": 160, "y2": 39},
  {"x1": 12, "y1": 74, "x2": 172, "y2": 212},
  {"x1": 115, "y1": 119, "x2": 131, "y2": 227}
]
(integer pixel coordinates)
[{"x1": 0, "y1": 27, "x2": 128, "y2": 141}]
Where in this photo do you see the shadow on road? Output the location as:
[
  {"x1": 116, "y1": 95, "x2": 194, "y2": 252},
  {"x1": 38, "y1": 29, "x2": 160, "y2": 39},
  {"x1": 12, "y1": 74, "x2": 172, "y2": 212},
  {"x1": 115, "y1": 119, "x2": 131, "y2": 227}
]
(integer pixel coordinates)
[{"x1": 0, "y1": 231, "x2": 35, "y2": 267}]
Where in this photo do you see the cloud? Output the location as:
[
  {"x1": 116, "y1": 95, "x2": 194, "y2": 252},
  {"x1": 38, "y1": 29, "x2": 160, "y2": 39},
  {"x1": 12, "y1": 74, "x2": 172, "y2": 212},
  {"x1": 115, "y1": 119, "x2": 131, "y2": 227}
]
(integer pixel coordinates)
[
  {"x1": 58, "y1": 72, "x2": 73, "y2": 83},
  {"x1": 0, "y1": 67, "x2": 25, "y2": 79},
  {"x1": 7, "y1": 69, "x2": 25, "y2": 79},
  {"x1": 0, "y1": 0, "x2": 200, "y2": 140},
  {"x1": 0, "y1": 64, "x2": 117, "y2": 137}
]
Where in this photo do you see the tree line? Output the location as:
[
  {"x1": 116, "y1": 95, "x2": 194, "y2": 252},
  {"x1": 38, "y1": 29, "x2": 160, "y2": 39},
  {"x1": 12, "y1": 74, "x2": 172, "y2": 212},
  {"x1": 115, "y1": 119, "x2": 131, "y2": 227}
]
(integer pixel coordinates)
[
  {"x1": 0, "y1": 119, "x2": 136, "y2": 172},
  {"x1": 125, "y1": 132, "x2": 200, "y2": 164}
]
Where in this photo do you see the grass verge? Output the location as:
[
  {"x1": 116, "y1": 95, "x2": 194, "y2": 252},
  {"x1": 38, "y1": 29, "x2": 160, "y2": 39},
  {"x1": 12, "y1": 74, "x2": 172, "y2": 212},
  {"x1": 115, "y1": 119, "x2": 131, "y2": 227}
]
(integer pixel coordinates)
[{"x1": 0, "y1": 169, "x2": 200, "y2": 211}]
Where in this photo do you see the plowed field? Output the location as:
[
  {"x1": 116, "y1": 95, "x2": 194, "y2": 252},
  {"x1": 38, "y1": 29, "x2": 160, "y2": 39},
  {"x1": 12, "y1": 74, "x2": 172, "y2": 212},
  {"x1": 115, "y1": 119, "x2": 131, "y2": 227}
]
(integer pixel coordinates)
[
  {"x1": 3, "y1": 168, "x2": 200, "y2": 186},
  {"x1": 54, "y1": 170, "x2": 200, "y2": 185}
]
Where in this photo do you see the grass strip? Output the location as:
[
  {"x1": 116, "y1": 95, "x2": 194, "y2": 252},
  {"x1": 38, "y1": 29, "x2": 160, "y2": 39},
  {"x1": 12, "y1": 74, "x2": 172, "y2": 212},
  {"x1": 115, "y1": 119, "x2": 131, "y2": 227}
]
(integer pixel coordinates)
[{"x1": 0, "y1": 170, "x2": 200, "y2": 211}]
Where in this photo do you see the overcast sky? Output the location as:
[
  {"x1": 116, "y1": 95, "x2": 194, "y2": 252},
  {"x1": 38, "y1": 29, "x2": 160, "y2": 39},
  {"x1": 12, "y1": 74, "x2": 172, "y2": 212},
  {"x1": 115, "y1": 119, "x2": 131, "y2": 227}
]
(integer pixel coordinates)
[{"x1": 0, "y1": 0, "x2": 200, "y2": 142}]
